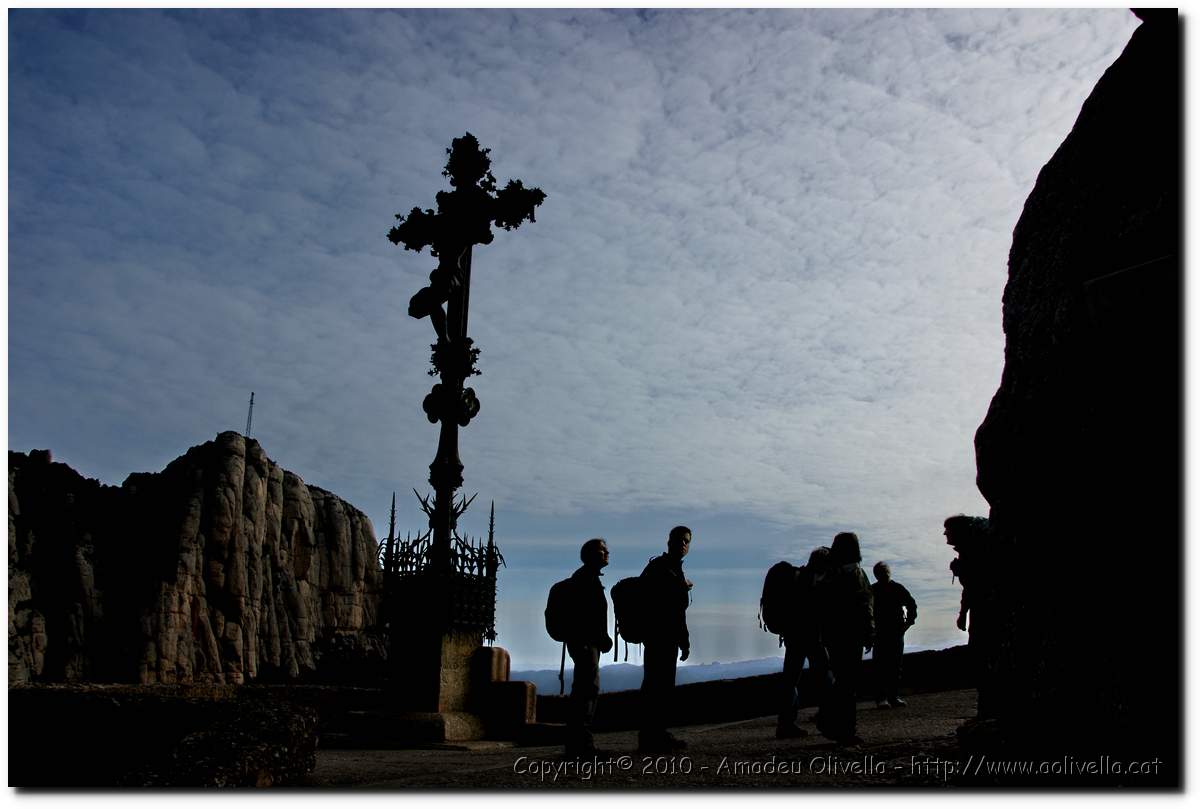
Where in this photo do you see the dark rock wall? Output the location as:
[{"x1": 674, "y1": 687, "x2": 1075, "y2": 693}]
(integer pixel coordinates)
[
  {"x1": 9, "y1": 432, "x2": 385, "y2": 685},
  {"x1": 973, "y1": 11, "x2": 1178, "y2": 758}
]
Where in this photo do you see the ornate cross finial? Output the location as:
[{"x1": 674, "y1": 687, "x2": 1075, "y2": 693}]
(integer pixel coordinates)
[{"x1": 388, "y1": 133, "x2": 545, "y2": 345}]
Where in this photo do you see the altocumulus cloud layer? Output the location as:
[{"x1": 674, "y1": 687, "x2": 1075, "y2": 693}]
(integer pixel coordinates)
[{"x1": 8, "y1": 9, "x2": 1138, "y2": 667}]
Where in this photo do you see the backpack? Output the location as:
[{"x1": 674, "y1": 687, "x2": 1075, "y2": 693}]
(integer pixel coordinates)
[
  {"x1": 610, "y1": 575, "x2": 651, "y2": 645},
  {"x1": 759, "y1": 561, "x2": 803, "y2": 637},
  {"x1": 545, "y1": 577, "x2": 579, "y2": 642}
]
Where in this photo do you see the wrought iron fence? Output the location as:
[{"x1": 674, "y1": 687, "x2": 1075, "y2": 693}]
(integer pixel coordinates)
[{"x1": 377, "y1": 499, "x2": 505, "y2": 642}]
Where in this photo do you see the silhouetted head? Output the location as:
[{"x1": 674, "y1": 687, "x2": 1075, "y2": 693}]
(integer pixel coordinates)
[
  {"x1": 581, "y1": 537, "x2": 609, "y2": 570},
  {"x1": 830, "y1": 532, "x2": 861, "y2": 564},
  {"x1": 873, "y1": 561, "x2": 891, "y2": 583},
  {"x1": 808, "y1": 545, "x2": 831, "y2": 569},
  {"x1": 667, "y1": 525, "x2": 692, "y2": 561},
  {"x1": 943, "y1": 514, "x2": 985, "y2": 547}
]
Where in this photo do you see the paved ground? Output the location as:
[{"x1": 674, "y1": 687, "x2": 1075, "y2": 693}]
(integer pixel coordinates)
[{"x1": 298, "y1": 688, "x2": 977, "y2": 789}]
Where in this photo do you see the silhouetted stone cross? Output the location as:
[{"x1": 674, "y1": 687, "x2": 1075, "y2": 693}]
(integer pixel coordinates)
[{"x1": 388, "y1": 133, "x2": 544, "y2": 571}]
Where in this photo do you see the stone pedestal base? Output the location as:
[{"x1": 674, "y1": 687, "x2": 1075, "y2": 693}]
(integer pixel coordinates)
[
  {"x1": 392, "y1": 629, "x2": 481, "y2": 713},
  {"x1": 388, "y1": 711, "x2": 488, "y2": 743},
  {"x1": 384, "y1": 641, "x2": 536, "y2": 743},
  {"x1": 319, "y1": 710, "x2": 486, "y2": 748}
]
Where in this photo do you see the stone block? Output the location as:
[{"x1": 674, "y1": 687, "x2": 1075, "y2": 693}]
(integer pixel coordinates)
[
  {"x1": 483, "y1": 680, "x2": 535, "y2": 737},
  {"x1": 471, "y1": 645, "x2": 510, "y2": 687},
  {"x1": 343, "y1": 711, "x2": 486, "y2": 745}
]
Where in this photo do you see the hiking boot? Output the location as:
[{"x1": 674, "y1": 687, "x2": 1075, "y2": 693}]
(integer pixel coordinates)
[
  {"x1": 815, "y1": 713, "x2": 844, "y2": 736},
  {"x1": 888, "y1": 697, "x2": 907, "y2": 708},
  {"x1": 776, "y1": 723, "x2": 810, "y2": 739}
]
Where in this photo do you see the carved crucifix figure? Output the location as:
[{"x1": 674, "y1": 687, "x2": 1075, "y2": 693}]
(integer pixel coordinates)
[
  {"x1": 389, "y1": 133, "x2": 545, "y2": 570},
  {"x1": 406, "y1": 245, "x2": 469, "y2": 343}
]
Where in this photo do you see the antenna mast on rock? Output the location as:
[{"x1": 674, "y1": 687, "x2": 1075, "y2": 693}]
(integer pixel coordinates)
[{"x1": 245, "y1": 392, "x2": 255, "y2": 437}]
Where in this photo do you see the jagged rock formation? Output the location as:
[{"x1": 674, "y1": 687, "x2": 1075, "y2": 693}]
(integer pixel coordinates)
[
  {"x1": 9, "y1": 432, "x2": 385, "y2": 685},
  {"x1": 972, "y1": 9, "x2": 1178, "y2": 772}
]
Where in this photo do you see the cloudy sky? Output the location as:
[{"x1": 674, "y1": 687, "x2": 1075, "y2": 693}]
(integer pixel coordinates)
[{"x1": 8, "y1": 8, "x2": 1140, "y2": 669}]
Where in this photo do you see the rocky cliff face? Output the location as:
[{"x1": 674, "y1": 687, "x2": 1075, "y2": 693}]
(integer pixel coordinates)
[
  {"x1": 9, "y1": 432, "x2": 384, "y2": 685},
  {"x1": 972, "y1": 10, "x2": 1178, "y2": 763}
]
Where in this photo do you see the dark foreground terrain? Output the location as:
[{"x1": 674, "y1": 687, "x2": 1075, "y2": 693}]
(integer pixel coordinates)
[
  {"x1": 301, "y1": 688, "x2": 1171, "y2": 789},
  {"x1": 300, "y1": 688, "x2": 975, "y2": 788}
]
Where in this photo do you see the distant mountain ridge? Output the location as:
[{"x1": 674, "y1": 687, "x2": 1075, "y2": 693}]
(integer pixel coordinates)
[
  {"x1": 514, "y1": 656, "x2": 786, "y2": 694},
  {"x1": 514, "y1": 644, "x2": 949, "y2": 694}
]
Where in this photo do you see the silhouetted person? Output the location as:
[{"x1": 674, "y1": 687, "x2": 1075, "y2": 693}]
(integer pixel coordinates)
[
  {"x1": 816, "y1": 532, "x2": 874, "y2": 745},
  {"x1": 564, "y1": 538, "x2": 613, "y2": 757},
  {"x1": 638, "y1": 525, "x2": 693, "y2": 753},
  {"x1": 945, "y1": 515, "x2": 988, "y2": 631},
  {"x1": 944, "y1": 514, "x2": 996, "y2": 717},
  {"x1": 777, "y1": 546, "x2": 832, "y2": 738},
  {"x1": 870, "y1": 562, "x2": 917, "y2": 708}
]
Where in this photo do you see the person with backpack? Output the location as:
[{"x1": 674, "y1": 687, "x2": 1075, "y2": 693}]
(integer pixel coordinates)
[
  {"x1": 637, "y1": 525, "x2": 693, "y2": 753},
  {"x1": 774, "y1": 546, "x2": 832, "y2": 739},
  {"x1": 546, "y1": 538, "x2": 613, "y2": 756},
  {"x1": 944, "y1": 515, "x2": 989, "y2": 633},
  {"x1": 869, "y1": 561, "x2": 917, "y2": 709},
  {"x1": 944, "y1": 514, "x2": 997, "y2": 717},
  {"x1": 816, "y1": 532, "x2": 874, "y2": 745}
]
